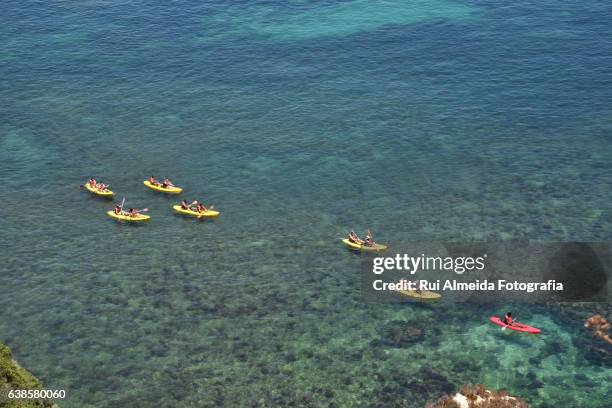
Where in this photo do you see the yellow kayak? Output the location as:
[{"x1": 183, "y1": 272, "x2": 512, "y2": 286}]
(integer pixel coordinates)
[
  {"x1": 85, "y1": 183, "x2": 113, "y2": 197},
  {"x1": 396, "y1": 289, "x2": 442, "y2": 301},
  {"x1": 106, "y1": 210, "x2": 150, "y2": 222},
  {"x1": 143, "y1": 180, "x2": 182, "y2": 194},
  {"x1": 173, "y1": 205, "x2": 219, "y2": 218},
  {"x1": 342, "y1": 238, "x2": 387, "y2": 251}
]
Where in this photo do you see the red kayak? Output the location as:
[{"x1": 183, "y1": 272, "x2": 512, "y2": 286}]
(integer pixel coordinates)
[{"x1": 490, "y1": 316, "x2": 541, "y2": 334}]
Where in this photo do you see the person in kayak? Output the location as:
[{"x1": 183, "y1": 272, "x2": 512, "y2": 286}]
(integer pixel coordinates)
[
  {"x1": 97, "y1": 182, "x2": 109, "y2": 192},
  {"x1": 503, "y1": 312, "x2": 514, "y2": 326},
  {"x1": 88, "y1": 177, "x2": 97, "y2": 187},
  {"x1": 127, "y1": 207, "x2": 140, "y2": 217},
  {"x1": 195, "y1": 202, "x2": 208, "y2": 213},
  {"x1": 181, "y1": 200, "x2": 198, "y2": 210},
  {"x1": 348, "y1": 230, "x2": 362, "y2": 244},
  {"x1": 149, "y1": 176, "x2": 160, "y2": 186},
  {"x1": 161, "y1": 177, "x2": 174, "y2": 188},
  {"x1": 363, "y1": 229, "x2": 374, "y2": 247},
  {"x1": 114, "y1": 205, "x2": 122, "y2": 215}
]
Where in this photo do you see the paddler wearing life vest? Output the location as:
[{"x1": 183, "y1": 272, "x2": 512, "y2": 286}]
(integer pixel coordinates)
[
  {"x1": 161, "y1": 177, "x2": 174, "y2": 188},
  {"x1": 503, "y1": 312, "x2": 514, "y2": 326},
  {"x1": 181, "y1": 199, "x2": 198, "y2": 210},
  {"x1": 149, "y1": 175, "x2": 160, "y2": 186},
  {"x1": 347, "y1": 230, "x2": 363, "y2": 244}
]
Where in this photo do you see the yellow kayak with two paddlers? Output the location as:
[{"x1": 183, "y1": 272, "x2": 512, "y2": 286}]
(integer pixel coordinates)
[
  {"x1": 106, "y1": 210, "x2": 150, "y2": 222},
  {"x1": 143, "y1": 180, "x2": 183, "y2": 194},
  {"x1": 342, "y1": 238, "x2": 387, "y2": 252},
  {"x1": 173, "y1": 205, "x2": 220, "y2": 218},
  {"x1": 396, "y1": 289, "x2": 442, "y2": 301},
  {"x1": 85, "y1": 183, "x2": 113, "y2": 197}
]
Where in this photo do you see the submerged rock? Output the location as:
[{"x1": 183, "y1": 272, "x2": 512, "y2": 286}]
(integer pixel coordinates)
[
  {"x1": 408, "y1": 367, "x2": 455, "y2": 397},
  {"x1": 376, "y1": 320, "x2": 425, "y2": 347},
  {"x1": 427, "y1": 384, "x2": 530, "y2": 408},
  {"x1": 584, "y1": 315, "x2": 612, "y2": 344},
  {"x1": 579, "y1": 315, "x2": 612, "y2": 366},
  {"x1": 371, "y1": 367, "x2": 454, "y2": 407}
]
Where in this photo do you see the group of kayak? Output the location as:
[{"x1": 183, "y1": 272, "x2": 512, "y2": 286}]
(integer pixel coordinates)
[
  {"x1": 86, "y1": 178, "x2": 541, "y2": 335},
  {"x1": 340, "y1": 230, "x2": 541, "y2": 334},
  {"x1": 84, "y1": 176, "x2": 219, "y2": 221}
]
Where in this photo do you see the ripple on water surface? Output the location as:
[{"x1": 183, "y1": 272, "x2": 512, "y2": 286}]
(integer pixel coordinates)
[{"x1": 1, "y1": 0, "x2": 611, "y2": 407}]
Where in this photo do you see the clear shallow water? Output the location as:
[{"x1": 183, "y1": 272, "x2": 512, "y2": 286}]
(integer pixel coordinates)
[{"x1": 1, "y1": 1, "x2": 611, "y2": 407}]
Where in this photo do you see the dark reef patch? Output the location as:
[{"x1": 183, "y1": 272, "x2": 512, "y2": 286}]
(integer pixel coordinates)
[{"x1": 374, "y1": 320, "x2": 426, "y2": 348}]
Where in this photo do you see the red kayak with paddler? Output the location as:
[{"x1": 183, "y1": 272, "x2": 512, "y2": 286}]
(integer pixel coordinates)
[{"x1": 490, "y1": 312, "x2": 541, "y2": 334}]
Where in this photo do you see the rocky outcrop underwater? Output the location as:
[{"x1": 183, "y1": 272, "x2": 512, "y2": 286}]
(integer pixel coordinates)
[
  {"x1": 585, "y1": 314, "x2": 611, "y2": 345},
  {"x1": 427, "y1": 384, "x2": 530, "y2": 408},
  {"x1": 0, "y1": 343, "x2": 59, "y2": 408},
  {"x1": 544, "y1": 303, "x2": 612, "y2": 367}
]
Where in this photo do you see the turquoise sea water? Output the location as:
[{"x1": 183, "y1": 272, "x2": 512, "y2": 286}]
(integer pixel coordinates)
[{"x1": 1, "y1": 1, "x2": 611, "y2": 407}]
